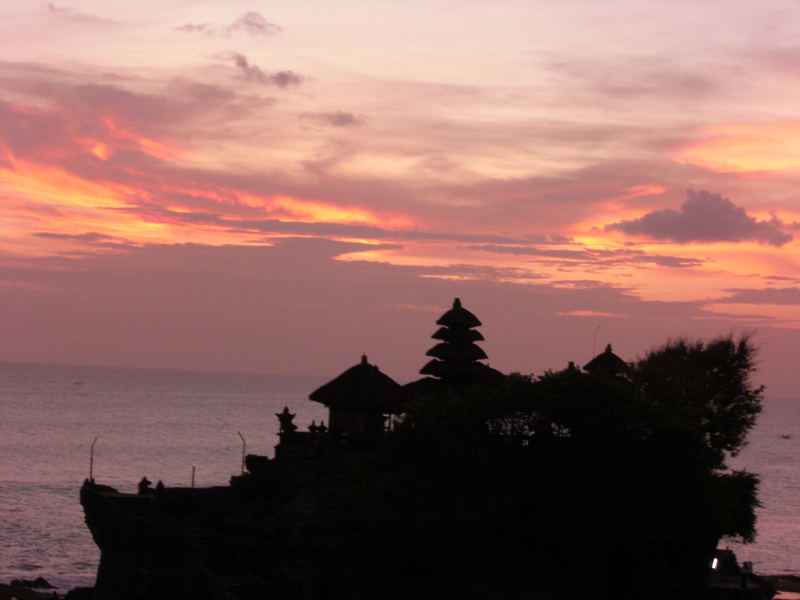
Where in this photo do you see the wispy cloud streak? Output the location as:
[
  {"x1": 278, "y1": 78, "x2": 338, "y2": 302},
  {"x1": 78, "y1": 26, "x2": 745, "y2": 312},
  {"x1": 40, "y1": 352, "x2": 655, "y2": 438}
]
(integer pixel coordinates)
[{"x1": 177, "y1": 12, "x2": 281, "y2": 37}]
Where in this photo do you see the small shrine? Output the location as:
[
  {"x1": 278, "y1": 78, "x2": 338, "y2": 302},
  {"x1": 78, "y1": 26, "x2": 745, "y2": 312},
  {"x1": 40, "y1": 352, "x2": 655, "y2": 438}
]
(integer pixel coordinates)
[
  {"x1": 308, "y1": 354, "x2": 403, "y2": 436},
  {"x1": 583, "y1": 343, "x2": 632, "y2": 377}
]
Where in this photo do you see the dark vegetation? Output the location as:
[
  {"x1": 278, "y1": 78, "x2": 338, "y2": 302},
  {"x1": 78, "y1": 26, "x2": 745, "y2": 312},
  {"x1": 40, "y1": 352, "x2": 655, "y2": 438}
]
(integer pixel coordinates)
[{"x1": 249, "y1": 334, "x2": 763, "y2": 599}]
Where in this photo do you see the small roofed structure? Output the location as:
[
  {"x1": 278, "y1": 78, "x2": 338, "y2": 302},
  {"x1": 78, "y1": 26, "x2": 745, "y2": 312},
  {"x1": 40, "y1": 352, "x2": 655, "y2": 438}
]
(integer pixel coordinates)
[
  {"x1": 409, "y1": 298, "x2": 503, "y2": 393},
  {"x1": 309, "y1": 355, "x2": 403, "y2": 436},
  {"x1": 583, "y1": 344, "x2": 632, "y2": 377}
]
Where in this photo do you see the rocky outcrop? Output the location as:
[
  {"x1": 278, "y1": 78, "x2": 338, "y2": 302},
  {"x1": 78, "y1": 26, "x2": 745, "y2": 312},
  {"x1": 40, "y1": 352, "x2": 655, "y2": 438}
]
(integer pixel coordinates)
[
  {"x1": 81, "y1": 482, "x2": 265, "y2": 600},
  {"x1": 81, "y1": 473, "x2": 550, "y2": 600}
]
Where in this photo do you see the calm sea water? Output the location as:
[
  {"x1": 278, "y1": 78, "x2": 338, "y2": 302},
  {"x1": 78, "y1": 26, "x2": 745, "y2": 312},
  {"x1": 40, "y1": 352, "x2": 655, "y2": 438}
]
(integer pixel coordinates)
[
  {"x1": 728, "y1": 395, "x2": 800, "y2": 575},
  {"x1": 0, "y1": 362, "x2": 797, "y2": 592},
  {"x1": 0, "y1": 362, "x2": 327, "y2": 591}
]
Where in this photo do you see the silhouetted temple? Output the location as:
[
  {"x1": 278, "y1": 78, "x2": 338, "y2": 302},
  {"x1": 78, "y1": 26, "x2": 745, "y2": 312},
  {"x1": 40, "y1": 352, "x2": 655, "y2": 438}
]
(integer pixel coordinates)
[
  {"x1": 272, "y1": 299, "x2": 509, "y2": 459},
  {"x1": 83, "y1": 297, "x2": 763, "y2": 600},
  {"x1": 286, "y1": 298, "x2": 504, "y2": 443}
]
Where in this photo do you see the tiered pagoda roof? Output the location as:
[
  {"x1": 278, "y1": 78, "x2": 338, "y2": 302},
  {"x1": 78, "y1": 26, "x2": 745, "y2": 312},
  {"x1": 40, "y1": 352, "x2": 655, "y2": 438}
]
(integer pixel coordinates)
[{"x1": 417, "y1": 298, "x2": 503, "y2": 385}]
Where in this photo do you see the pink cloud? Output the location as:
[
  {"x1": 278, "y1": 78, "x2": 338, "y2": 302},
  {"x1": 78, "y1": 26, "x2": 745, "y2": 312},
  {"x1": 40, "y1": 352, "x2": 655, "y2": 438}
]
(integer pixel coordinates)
[
  {"x1": 605, "y1": 190, "x2": 793, "y2": 246},
  {"x1": 218, "y1": 53, "x2": 304, "y2": 87},
  {"x1": 44, "y1": 3, "x2": 120, "y2": 28},
  {"x1": 1, "y1": 63, "x2": 792, "y2": 275},
  {"x1": 716, "y1": 287, "x2": 800, "y2": 305},
  {"x1": 467, "y1": 244, "x2": 704, "y2": 269},
  {"x1": 177, "y1": 12, "x2": 281, "y2": 37},
  {"x1": 227, "y1": 12, "x2": 282, "y2": 36},
  {"x1": 301, "y1": 111, "x2": 365, "y2": 127},
  {"x1": 538, "y1": 54, "x2": 723, "y2": 104}
]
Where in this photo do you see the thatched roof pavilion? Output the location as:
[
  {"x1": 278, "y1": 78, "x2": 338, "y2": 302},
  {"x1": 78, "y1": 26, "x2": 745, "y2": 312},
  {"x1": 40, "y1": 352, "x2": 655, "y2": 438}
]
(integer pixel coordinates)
[{"x1": 309, "y1": 355, "x2": 403, "y2": 435}]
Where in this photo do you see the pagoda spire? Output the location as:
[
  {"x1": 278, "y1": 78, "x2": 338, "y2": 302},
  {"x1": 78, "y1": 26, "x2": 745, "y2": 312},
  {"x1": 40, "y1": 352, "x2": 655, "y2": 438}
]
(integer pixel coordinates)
[{"x1": 419, "y1": 298, "x2": 501, "y2": 384}]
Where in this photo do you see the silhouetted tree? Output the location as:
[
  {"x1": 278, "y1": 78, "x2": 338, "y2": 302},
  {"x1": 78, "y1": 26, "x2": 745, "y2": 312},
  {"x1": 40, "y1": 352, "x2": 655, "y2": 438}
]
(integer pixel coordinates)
[
  {"x1": 383, "y1": 334, "x2": 764, "y2": 599},
  {"x1": 633, "y1": 334, "x2": 763, "y2": 467},
  {"x1": 239, "y1": 334, "x2": 763, "y2": 600}
]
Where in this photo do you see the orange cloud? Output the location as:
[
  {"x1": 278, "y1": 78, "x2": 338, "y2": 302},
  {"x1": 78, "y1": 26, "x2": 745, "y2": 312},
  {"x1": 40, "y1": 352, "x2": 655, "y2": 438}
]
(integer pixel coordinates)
[
  {"x1": 270, "y1": 195, "x2": 410, "y2": 228},
  {"x1": 90, "y1": 142, "x2": 110, "y2": 160},
  {"x1": 0, "y1": 158, "x2": 230, "y2": 249},
  {"x1": 1, "y1": 148, "x2": 413, "y2": 256},
  {"x1": 98, "y1": 116, "x2": 177, "y2": 161},
  {"x1": 673, "y1": 123, "x2": 800, "y2": 173},
  {"x1": 572, "y1": 184, "x2": 668, "y2": 234},
  {"x1": 555, "y1": 310, "x2": 626, "y2": 317},
  {"x1": 2, "y1": 99, "x2": 410, "y2": 238},
  {"x1": 0, "y1": 157, "x2": 131, "y2": 211}
]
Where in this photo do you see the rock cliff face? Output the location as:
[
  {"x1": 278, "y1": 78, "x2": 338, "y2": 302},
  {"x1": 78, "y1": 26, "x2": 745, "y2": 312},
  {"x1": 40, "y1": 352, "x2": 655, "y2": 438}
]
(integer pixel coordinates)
[
  {"x1": 81, "y1": 472, "x2": 551, "y2": 600},
  {"x1": 81, "y1": 484, "x2": 255, "y2": 600},
  {"x1": 82, "y1": 449, "x2": 776, "y2": 600}
]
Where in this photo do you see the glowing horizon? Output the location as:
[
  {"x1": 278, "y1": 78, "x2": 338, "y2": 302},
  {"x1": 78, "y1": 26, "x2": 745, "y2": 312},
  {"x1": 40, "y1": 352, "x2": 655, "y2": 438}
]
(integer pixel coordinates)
[{"x1": 1, "y1": 1, "x2": 798, "y2": 395}]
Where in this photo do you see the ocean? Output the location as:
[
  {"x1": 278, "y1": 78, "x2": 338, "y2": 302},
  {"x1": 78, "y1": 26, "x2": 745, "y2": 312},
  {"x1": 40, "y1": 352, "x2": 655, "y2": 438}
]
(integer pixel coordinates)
[{"x1": 0, "y1": 362, "x2": 797, "y2": 592}]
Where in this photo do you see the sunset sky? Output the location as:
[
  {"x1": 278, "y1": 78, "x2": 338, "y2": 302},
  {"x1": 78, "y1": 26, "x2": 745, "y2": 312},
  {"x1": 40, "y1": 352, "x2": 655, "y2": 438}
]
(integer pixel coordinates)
[{"x1": 1, "y1": 0, "x2": 798, "y2": 396}]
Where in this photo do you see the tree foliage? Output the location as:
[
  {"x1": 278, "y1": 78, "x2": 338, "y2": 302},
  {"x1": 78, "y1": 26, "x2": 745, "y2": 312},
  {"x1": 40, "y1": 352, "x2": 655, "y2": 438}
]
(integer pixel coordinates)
[
  {"x1": 378, "y1": 334, "x2": 764, "y2": 598},
  {"x1": 633, "y1": 335, "x2": 763, "y2": 466}
]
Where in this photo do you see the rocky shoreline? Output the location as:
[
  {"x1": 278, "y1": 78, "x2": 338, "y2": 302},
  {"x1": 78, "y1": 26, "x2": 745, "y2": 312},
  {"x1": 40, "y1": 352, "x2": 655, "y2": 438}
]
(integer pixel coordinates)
[
  {"x1": 0, "y1": 579, "x2": 92, "y2": 600},
  {"x1": 0, "y1": 579, "x2": 55, "y2": 600},
  {"x1": 3, "y1": 574, "x2": 799, "y2": 600},
  {"x1": 763, "y1": 575, "x2": 800, "y2": 593}
]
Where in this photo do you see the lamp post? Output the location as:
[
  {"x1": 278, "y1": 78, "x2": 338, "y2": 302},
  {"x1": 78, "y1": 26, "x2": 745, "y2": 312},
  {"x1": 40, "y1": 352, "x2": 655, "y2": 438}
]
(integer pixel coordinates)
[
  {"x1": 236, "y1": 431, "x2": 246, "y2": 475},
  {"x1": 89, "y1": 437, "x2": 99, "y2": 482}
]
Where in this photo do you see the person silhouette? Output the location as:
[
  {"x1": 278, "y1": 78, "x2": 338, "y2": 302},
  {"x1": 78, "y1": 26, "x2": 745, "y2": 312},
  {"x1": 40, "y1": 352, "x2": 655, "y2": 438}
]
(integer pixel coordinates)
[{"x1": 137, "y1": 476, "x2": 152, "y2": 495}]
